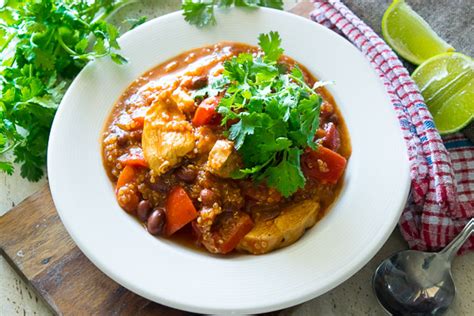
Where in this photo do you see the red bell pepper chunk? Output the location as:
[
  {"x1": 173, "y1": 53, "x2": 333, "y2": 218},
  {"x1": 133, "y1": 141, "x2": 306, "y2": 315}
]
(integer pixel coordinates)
[
  {"x1": 164, "y1": 186, "x2": 198, "y2": 236},
  {"x1": 118, "y1": 147, "x2": 149, "y2": 168},
  {"x1": 192, "y1": 96, "x2": 221, "y2": 126},
  {"x1": 301, "y1": 146, "x2": 347, "y2": 184}
]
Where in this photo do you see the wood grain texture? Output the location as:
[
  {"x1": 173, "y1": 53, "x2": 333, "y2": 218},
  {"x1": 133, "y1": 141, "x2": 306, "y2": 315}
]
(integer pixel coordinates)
[
  {"x1": 0, "y1": 185, "x2": 192, "y2": 316},
  {"x1": 0, "y1": 3, "x2": 312, "y2": 315}
]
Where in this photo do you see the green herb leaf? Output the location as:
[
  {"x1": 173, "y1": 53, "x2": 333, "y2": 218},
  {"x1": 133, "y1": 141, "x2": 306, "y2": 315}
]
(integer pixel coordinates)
[
  {"x1": 264, "y1": 148, "x2": 305, "y2": 197},
  {"x1": 124, "y1": 16, "x2": 148, "y2": 30},
  {"x1": 111, "y1": 53, "x2": 128, "y2": 65},
  {"x1": 215, "y1": 31, "x2": 322, "y2": 197},
  {"x1": 257, "y1": 0, "x2": 284, "y2": 9},
  {"x1": 193, "y1": 75, "x2": 229, "y2": 99},
  {"x1": 258, "y1": 31, "x2": 284, "y2": 62},
  {"x1": 0, "y1": 161, "x2": 14, "y2": 175},
  {"x1": 182, "y1": 0, "x2": 284, "y2": 28},
  {"x1": 182, "y1": 1, "x2": 217, "y2": 28}
]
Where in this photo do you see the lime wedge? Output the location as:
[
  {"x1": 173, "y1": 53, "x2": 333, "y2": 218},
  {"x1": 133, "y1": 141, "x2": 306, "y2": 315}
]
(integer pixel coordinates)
[
  {"x1": 382, "y1": 0, "x2": 455, "y2": 65},
  {"x1": 412, "y1": 53, "x2": 474, "y2": 134}
]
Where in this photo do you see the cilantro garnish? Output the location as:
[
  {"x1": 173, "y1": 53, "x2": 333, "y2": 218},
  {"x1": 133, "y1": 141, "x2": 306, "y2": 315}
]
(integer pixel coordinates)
[
  {"x1": 0, "y1": 0, "x2": 133, "y2": 181},
  {"x1": 182, "y1": 0, "x2": 284, "y2": 28},
  {"x1": 197, "y1": 32, "x2": 322, "y2": 197}
]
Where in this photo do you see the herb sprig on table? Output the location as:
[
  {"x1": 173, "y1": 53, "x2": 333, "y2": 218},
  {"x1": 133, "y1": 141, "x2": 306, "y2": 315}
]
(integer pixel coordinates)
[
  {"x1": 0, "y1": 0, "x2": 133, "y2": 180},
  {"x1": 195, "y1": 32, "x2": 322, "y2": 197},
  {"x1": 182, "y1": 0, "x2": 284, "y2": 27}
]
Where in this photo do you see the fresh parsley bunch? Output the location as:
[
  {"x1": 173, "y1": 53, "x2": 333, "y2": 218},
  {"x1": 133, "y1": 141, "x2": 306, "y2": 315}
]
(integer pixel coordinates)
[
  {"x1": 197, "y1": 32, "x2": 322, "y2": 197},
  {"x1": 182, "y1": 0, "x2": 284, "y2": 27},
  {"x1": 0, "y1": 0, "x2": 132, "y2": 180}
]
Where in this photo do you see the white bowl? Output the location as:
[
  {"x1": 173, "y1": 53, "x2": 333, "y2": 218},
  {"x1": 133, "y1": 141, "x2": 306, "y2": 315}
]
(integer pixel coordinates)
[{"x1": 48, "y1": 7, "x2": 410, "y2": 314}]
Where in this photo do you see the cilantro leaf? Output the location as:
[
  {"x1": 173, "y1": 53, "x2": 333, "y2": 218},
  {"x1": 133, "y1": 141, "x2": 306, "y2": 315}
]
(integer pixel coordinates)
[
  {"x1": 182, "y1": 1, "x2": 217, "y2": 27},
  {"x1": 257, "y1": 0, "x2": 284, "y2": 8},
  {"x1": 193, "y1": 75, "x2": 229, "y2": 99},
  {"x1": 182, "y1": 0, "x2": 284, "y2": 28},
  {"x1": 228, "y1": 112, "x2": 269, "y2": 149},
  {"x1": 264, "y1": 148, "x2": 305, "y2": 197},
  {"x1": 0, "y1": 161, "x2": 14, "y2": 176},
  {"x1": 258, "y1": 31, "x2": 284, "y2": 62}
]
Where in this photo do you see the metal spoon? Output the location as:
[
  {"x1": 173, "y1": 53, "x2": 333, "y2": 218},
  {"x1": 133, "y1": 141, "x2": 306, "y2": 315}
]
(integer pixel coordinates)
[{"x1": 373, "y1": 218, "x2": 474, "y2": 315}]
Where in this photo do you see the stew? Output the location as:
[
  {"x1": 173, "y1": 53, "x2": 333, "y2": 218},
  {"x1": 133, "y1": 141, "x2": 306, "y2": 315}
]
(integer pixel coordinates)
[{"x1": 102, "y1": 35, "x2": 351, "y2": 255}]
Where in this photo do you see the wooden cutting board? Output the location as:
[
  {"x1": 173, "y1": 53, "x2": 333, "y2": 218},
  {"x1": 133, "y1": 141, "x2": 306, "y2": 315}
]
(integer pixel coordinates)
[{"x1": 0, "y1": 3, "x2": 314, "y2": 315}]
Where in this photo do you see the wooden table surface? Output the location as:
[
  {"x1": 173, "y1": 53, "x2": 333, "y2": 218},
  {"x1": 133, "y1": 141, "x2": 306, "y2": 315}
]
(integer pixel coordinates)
[{"x1": 1, "y1": 0, "x2": 472, "y2": 315}]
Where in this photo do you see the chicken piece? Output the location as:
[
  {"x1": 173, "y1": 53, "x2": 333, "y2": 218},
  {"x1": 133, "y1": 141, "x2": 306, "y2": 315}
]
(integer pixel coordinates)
[
  {"x1": 170, "y1": 87, "x2": 195, "y2": 114},
  {"x1": 206, "y1": 139, "x2": 242, "y2": 178},
  {"x1": 237, "y1": 200, "x2": 320, "y2": 254},
  {"x1": 194, "y1": 126, "x2": 218, "y2": 155},
  {"x1": 142, "y1": 97, "x2": 195, "y2": 176}
]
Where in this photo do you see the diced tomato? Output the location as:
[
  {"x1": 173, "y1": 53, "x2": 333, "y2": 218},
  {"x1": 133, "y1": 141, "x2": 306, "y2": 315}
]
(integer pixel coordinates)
[
  {"x1": 116, "y1": 165, "x2": 140, "y2": 214},
  {"x1": 212, "y1": 211, "x2": 254, "y2": 254},
  {"x1": 301, "y1": 146, "x2": 347, "y2": 184},
  {"x1": 322, "y1": 122, "x2": 341, "y2": 151},
  {"x1": 192, "y1": 96, "x2": 221, "y2": 126},
  {"x1": 118, "y1": 147, "x2": 149, "y2": 168},
  {"x1": 164, "y1": 186, "x2": 198, "y2": 236}
]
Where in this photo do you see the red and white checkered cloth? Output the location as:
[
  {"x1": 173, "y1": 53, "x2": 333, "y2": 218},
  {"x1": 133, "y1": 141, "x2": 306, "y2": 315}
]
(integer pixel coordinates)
[{"x1": 311, "y1": 0, "x2": 474, "y2": 253}]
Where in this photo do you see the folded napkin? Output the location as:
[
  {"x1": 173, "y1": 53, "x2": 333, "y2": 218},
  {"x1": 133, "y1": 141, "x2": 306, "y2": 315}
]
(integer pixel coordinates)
[{"x1": 311, "y1": 0, "x2": 474, "y2": 253}]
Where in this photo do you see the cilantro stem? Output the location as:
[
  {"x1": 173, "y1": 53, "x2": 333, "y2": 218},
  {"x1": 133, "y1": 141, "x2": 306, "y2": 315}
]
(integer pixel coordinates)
[
  {"x1": 57, "y1": 32, "x2": 110, "y2": 61},
  {"x1": 57, "y1": 33, "x2": 78, "y2": 56},
  {"x1": 0, "y1": 141, "x2": 19, "y2": 155},
  {"x1": 0, "y1": 32, "x2": 15, "y2": 53},
  {"x1": 8, "y1": 55, "x2": 15, "y2": 67},
  {"x1": 44, "y1": 29, "x2": 56, "y2": 48},
  {"x1": 289, "y1": 74, "x2": 317, "y2": 95}
]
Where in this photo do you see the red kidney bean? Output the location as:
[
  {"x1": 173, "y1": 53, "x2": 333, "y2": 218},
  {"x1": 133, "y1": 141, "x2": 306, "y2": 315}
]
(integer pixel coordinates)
[
  {"x1": 137, "y1": 200, "x2": 152, "y2": 222},
  {"x1": 147, "y1": 208, "x2": 166, "y2": 235},
  {"x1": 116, "y1": 133, "x2": 128, "y2": 147},
  {"x1": 146, "y1": 176, "x2": 170, "y2": 192},
  {"x1": 189, "y1": 76, "x2": 208, "y2": 90},
  {"x1": 320, "y1": 100, "x2": 334, "y2": 119},
  {"x1": 322, "y1": 122, "x2": 341, "y2": 152},
  {"x1": 329, "y1": 113, "x2": 339, "y2": 124},
  {"x1": 175, "y1": 166, "x2": 198, "y2": 183},
  {"x1": 200, "y1": 188, "x2": 218, "y2": 206},
  {"x1": 130, "y1": 130, "x2": 142, "y2": 141}
]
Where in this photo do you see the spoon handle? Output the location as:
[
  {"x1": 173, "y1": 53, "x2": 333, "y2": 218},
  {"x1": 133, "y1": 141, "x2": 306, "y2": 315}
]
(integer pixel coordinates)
[{"x1": 439, "y1": 218, "x2": 474, "y2": 262}]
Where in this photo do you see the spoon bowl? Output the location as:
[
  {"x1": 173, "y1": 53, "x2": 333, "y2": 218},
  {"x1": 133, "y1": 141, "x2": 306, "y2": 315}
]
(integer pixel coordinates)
[
  {"x1": 373, "y1": 250, "x2": 455, "y2": 315},
  {"x1": 373, "y1": 218, "x2": 473, "y2": 315}
]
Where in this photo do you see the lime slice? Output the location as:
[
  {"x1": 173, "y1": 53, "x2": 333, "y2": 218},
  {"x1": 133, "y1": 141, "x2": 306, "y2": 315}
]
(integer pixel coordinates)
[
  {"x1": 412, "y1": 53, "x2": 474, "y2": 134},
  {"x1": 382, "y1": 0, "x2": 454, "y2": 65}
]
